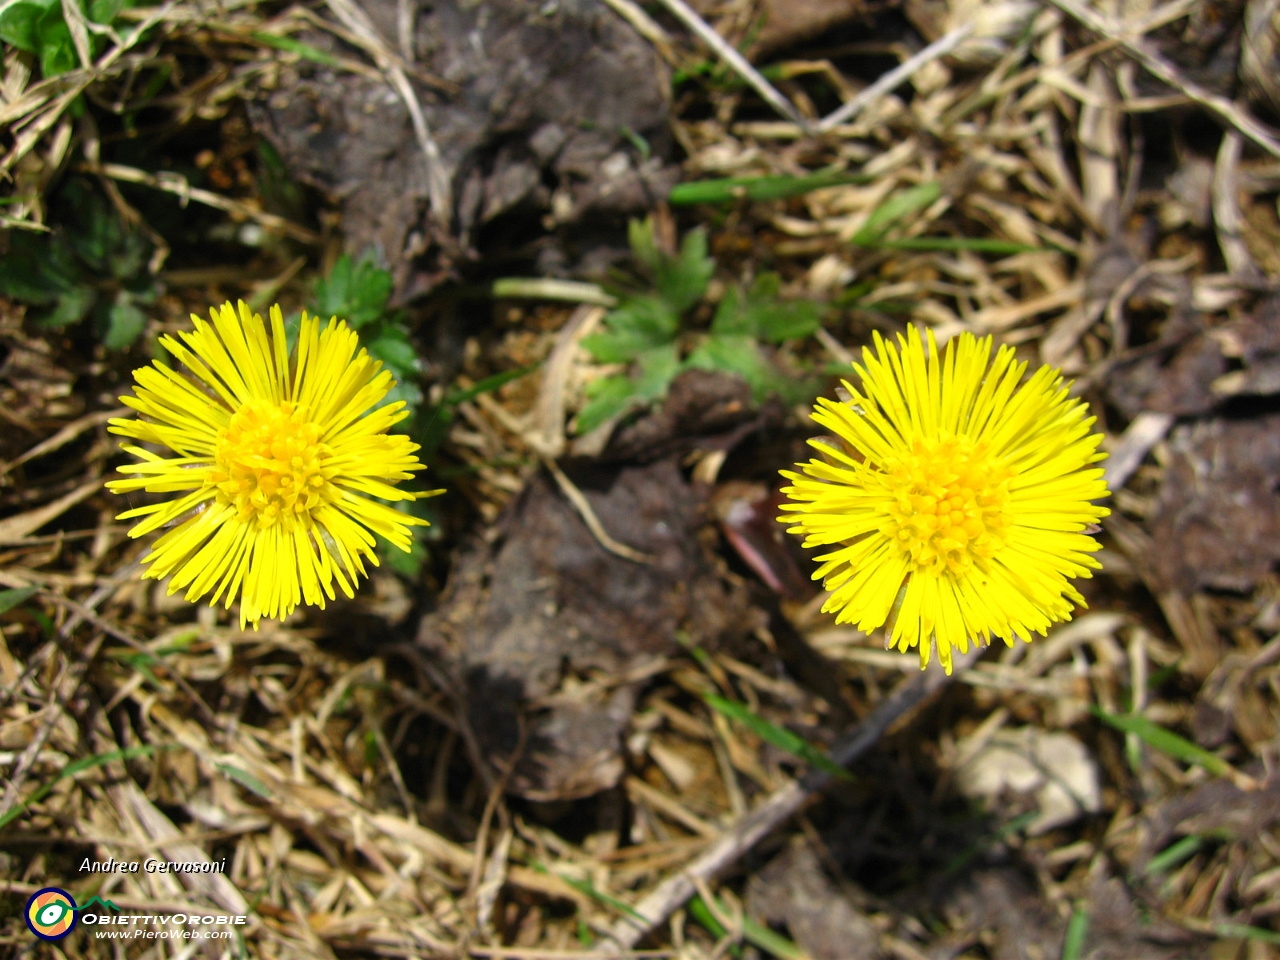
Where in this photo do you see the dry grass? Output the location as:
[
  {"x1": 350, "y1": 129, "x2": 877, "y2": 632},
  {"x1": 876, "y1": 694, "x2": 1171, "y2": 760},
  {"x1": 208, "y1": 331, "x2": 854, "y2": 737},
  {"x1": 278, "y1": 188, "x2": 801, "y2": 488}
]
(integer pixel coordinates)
[{"x1": 3, "y1": 0, "x2": 1280, "y2": 958}]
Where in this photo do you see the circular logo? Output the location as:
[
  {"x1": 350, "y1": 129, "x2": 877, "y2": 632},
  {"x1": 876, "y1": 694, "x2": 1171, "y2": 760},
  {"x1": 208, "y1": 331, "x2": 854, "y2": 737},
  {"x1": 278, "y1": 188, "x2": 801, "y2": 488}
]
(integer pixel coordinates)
[{"x1": 25, "y1": 887, "x2": 78, "y2": 940}]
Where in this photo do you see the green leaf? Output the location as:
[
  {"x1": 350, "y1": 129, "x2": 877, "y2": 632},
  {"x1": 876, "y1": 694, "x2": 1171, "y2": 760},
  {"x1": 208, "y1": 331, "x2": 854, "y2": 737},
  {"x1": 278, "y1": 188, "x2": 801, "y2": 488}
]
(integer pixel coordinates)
[
  {"x1": 103, "y1": 299, "x2": 147, "y2": 349},
  {"x1": 41, "y1": 286, "x2": 98, "y2": 329},
  {"x1": 575, "y1": 375, "x2": 637, "y2": 434},
  {"x1": 581, "y1": 296, "x2": 679, "y2": 363},
  {"x1": 655, "y1": 226, "x2": 714, "y2": 313},
  {"x1": 692, "y1": 893, "x2": 808, "y2": 960},
  {"x1": 0, "y1": 1, "x2": 50, "y2": 51},
  {"x1": 754, "y1": 298, "x2": 821, "y2": 342},
  {"x1": 0, "y1": 586, "x2": 40, "y2": 616},
  {"x1": 314, "y1": 251, "x2": 394, "y2": 329},
  {"x1": 365, "y1": 324, "x2": 418, "y2": 380},
  {"x1": 703, "y1": 693, "x2": 853, "y2": 781},
  {"x1": 1091, "y1": 706, "x2": 1234, "y2": 779},
  {"x1": 633, "y1": 342, "x2": 680, "y2": 400},
  {"x1": 710, "y1": 285, "x2": 749, "y2": 336},
  {"x1": 850, "y1": 181, "x2": 942, "y2": 245},
  {"x1": 87, "y1": 0, "x2": 124, "y2": 24},
  {"x1": 685, "y1": 333, "x2": 775, "y2": 400},
  {"x1": 36, "y1": 11, "x2": 78, "y2": 77}
]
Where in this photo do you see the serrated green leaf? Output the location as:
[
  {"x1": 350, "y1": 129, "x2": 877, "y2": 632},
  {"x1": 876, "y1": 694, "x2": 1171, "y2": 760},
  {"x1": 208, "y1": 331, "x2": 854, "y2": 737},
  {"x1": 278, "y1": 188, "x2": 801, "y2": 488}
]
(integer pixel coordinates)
[
  {"x1": 582, "y1": 296, "x2": 679, "y2": 362},
  {"x1": 710, "y1": 285, "x2": 749, "y2": 335},
  {"x1": 633, "y1": 342, "x2": 680, "y2": 399},
  {"x1": 40, "y1": 286, "x2": 97, "y2": 328},
  {"x1": 752, "y1": 297, "x2": 820, "y2": 343},
  {"x1": 685, "y1": 333, "x2": 773, "y2": 399},
  {"x1": 575, "y1": 375, "x2": 637, "y2": 434},
  {"x1": 703, "y1": 693, "x2": 853, "y2": 781},
  {"x1": 850, "y1": 181, "x2": 941, "y2": 245},
  {"x1": 365, "y1": 325, "x2": 418, "y2": 379},
  {"x1": 314, "y1": 252, "x2": 395, "y2": 329},
  {"x1": 655, "y1": 226, "x2": 713, "y2": 313},
  {"x1": 103, "y1": 299, "x2": 147, "y2": 349},
  {"x1": 0, "y1": 586, "x2": 40, "y2": 616}
]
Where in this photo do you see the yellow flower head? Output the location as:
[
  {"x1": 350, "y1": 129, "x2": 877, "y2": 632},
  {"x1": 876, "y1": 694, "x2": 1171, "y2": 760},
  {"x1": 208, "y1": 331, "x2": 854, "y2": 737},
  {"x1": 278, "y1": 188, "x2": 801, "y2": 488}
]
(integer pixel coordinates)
[
  {"x1": 779, "y1": 325, "x2": 1110, "y2": 673},
  {"x1": 107, "y1": 301, "x2": 430, "y2": 628}
]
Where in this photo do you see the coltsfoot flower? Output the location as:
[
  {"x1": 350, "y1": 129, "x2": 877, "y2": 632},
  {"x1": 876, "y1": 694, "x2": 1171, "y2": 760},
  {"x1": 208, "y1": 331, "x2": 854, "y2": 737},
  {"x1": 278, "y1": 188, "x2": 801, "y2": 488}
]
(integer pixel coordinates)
[
  {"x1": 108, "y1": 301, "x2": 431, "y2": 628},
  {"x1": 779, "y1": 325, "x2": 1110, "y2": 673}
]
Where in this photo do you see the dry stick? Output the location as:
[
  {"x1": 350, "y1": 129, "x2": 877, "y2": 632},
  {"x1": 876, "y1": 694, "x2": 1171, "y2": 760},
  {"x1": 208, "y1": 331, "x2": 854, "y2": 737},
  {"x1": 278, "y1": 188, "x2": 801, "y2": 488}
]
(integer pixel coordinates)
[
  {"x1": 83, "y1": 161, "x2": 320, "y2": 243},
  {"x1": 648, "y1": 0, "x2": 812, "y2": 132},
  {"x1": 1047, "y1": 0, "x2": 1280, "y2": 161},
  {"x1": 604, "y1": 645, "x2": 983, "y2": 950},
  {"x1": 543, "y1": 457, "x2": 656, "y2": 564},
  {"x1": 818, "y1": 24, "x2": 974, "y2": 133},
  {"x1": 1213, "y1": 131, "x2": 1263, "y2": 280},
  {"x1": 323, "y1": 0, "x2": 452, "y2": 225},
  {"x1": 0, "y1": 632, "x2": 106, "y2": 824}
]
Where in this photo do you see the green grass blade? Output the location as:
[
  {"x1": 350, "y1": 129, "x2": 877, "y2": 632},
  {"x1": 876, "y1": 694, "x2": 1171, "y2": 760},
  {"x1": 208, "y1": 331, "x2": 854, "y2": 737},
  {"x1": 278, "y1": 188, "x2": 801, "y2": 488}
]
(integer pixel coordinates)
[
  {"x1": 216, "y1": 763, "x2": 273, "y2": 799},
  {"x1": 1216, "y1": 923, "x2": 1280, "y2": 946},
  {"x1": 703, "y1": 693, "x2": 852, "y2": 781},
  {"x1": 693, "y1": 893, "x2": 809, "y2": 960},
  {"x1": 0, "y1": 745, "x2": 168, "y2": 831},
  {"x1": 251, "y1": 32, "x2": 343, "y2": 68},
  {"x1": 0, "y1": 585, "x2": 40, "y2": 616},
  {"x1": 1143, "y1": 835, "x2": 1204, "y2": 876},
  {"x1": 859, "y1": 237, "x2": 1047, "y2": 254},
  {"x1": 1061, "y1": 905, "x2": 1089, "y2": 960},
  {"x1": 669, "y1": 170, "x2": 872, "y2": 206},
  {"x1": 1091, "y1": 706, "x2": 1232, "y2": 779},
  {"x1": 849, "y1": 182, "x2": 941, "y2": 245}
]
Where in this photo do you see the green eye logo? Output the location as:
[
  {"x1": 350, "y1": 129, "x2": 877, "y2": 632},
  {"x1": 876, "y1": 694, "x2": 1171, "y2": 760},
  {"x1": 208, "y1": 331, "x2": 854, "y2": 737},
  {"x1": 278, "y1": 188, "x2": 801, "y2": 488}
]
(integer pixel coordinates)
[{"x1": 25, "y1": 888, "x2": 78, "y2": 940}]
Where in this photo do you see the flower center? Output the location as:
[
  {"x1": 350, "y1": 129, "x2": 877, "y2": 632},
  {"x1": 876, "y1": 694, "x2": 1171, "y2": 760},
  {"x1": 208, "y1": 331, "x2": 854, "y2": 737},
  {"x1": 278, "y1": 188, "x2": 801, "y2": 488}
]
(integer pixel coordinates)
[
  {"x1": 212, "y1": 400, "x2": 333, "y2": 526},
  {"x1": 880, "y1": 436, "x2": 1014, "y2": 577}
]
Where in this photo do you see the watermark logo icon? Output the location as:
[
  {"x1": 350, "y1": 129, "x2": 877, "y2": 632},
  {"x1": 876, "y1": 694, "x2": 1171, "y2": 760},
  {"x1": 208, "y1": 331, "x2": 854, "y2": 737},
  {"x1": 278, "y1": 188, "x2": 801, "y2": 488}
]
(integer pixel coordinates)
[{"x1": 25, "y1": 888, "x2": 78, "y2": 941}]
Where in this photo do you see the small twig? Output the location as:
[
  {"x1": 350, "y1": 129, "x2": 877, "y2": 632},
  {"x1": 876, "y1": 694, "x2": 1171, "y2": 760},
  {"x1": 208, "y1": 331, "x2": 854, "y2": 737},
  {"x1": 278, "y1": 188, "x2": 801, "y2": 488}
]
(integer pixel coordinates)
[
  {"x1": 1213, "y1": 131, "x2": 1263, "y2": 279},
  {"x1": 543, "y1": 458, "x2": 656, "y2": 565},
  {"x1": 83, "y1": 162, "x2": 320, "y2": 243},
  {"x1": 819, "y1": 25, "x2": 974, "y2": 132},
  {"x1": 649, "y1": 0, "x2": 811, "y2": 132},
  {"x1": 603, "y1": 645, "x2": 982, "y2": 950},
  {"x1": 1103, "y1": 410, "x2": 1174, "y2": 492},
  {"x1": 598, "y1": 0, "x2": 678, "y2": 65},
  {"x1": 1047, "y1": 0, "x2": 1280, "y2": 160},
  {"x1": 324, "y1": 0, "x2": 452, "y2": 225}
]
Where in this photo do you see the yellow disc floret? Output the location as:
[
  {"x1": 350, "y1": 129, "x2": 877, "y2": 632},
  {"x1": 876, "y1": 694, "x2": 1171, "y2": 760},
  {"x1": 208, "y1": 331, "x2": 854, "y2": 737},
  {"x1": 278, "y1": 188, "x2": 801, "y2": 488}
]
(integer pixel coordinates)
[
  {"x1": 212, "y1": 400, "x2": 334, "y2": 525},
  {"x1": 881, "y1": 436, "x2": 1014, "y2": 578}
]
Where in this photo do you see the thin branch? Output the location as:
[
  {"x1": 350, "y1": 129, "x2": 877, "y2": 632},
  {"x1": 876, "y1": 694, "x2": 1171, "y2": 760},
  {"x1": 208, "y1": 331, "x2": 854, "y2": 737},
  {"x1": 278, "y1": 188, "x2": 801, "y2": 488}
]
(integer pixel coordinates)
[
  {"x1": 819, "y1": 25, "x2": 974, "y2": 132},
  {"x1": 603, "y1": 645, "x2": 983, "y2": 950},
  {"x1": 1047, "y1": 0, "x2": 1280, "y2": 160},
  {"x1": 649, "y1": 0, "x2": 812, "y2": 132}
]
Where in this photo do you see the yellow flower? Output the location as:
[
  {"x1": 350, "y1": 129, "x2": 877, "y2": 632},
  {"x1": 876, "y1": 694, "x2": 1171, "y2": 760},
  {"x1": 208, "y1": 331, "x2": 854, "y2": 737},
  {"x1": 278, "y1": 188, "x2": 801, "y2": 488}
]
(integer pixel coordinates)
[
  {"x1": 108, "y1": 301, "x2": 431, "y2": 628},
  {"x1": 779, "y1": 325, "x2": 1110, "y2": 673}
]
